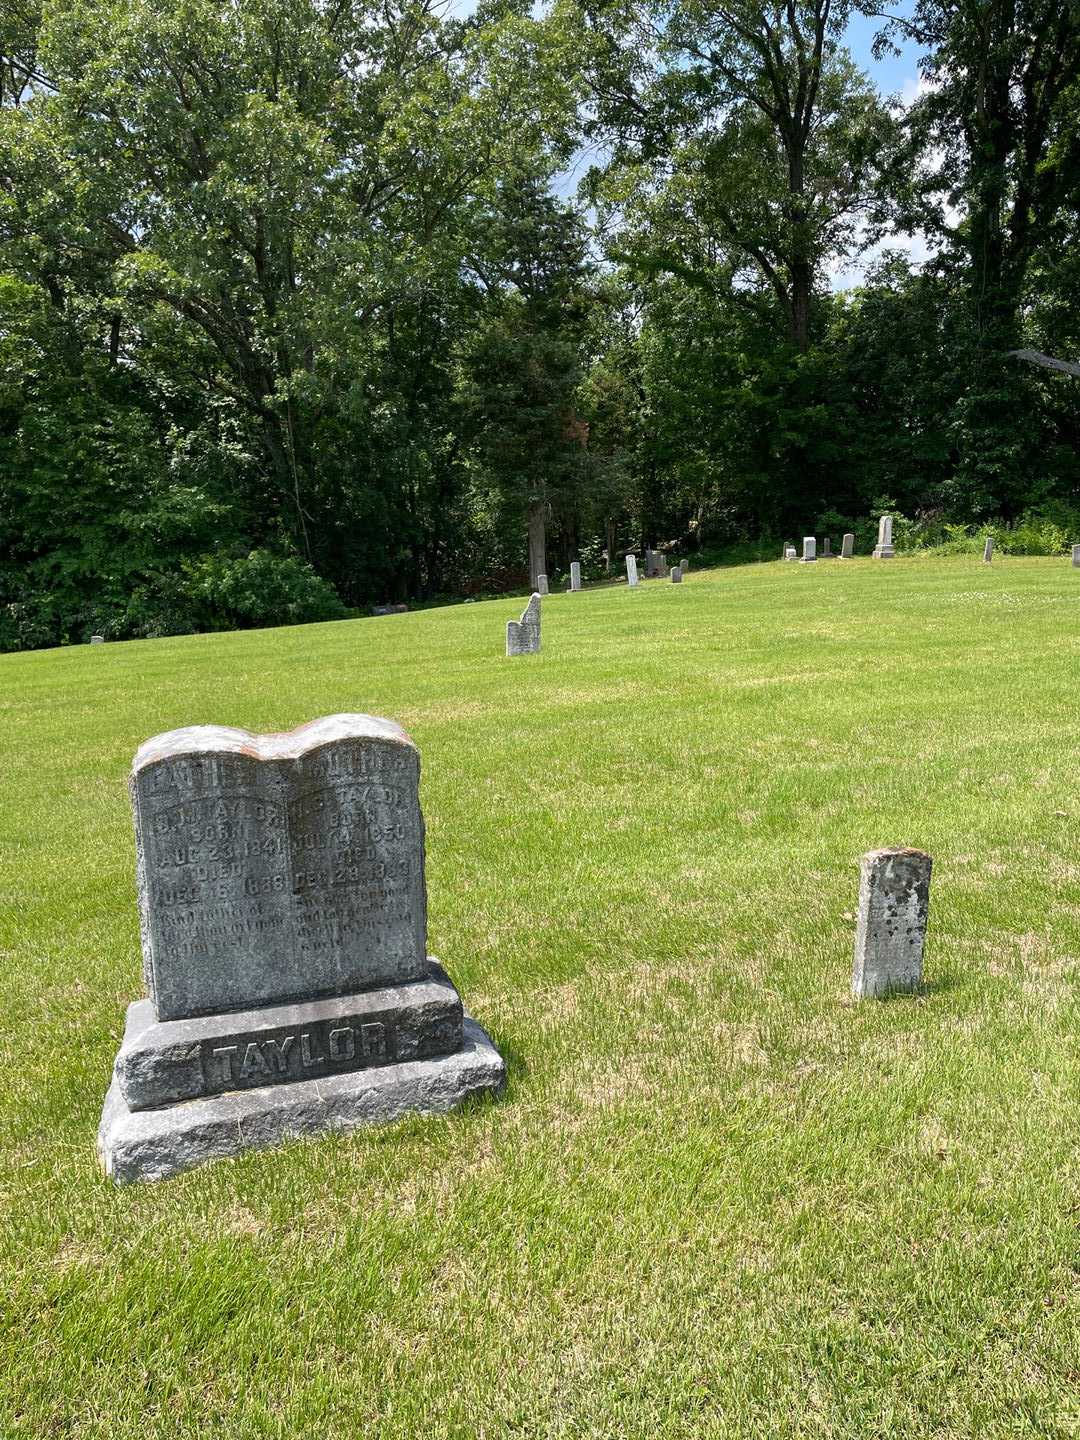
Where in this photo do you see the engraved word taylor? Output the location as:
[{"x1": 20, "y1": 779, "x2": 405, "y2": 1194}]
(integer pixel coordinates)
[{"x1": 98, "y1": 715, "x2": 505, "y2": 1183}]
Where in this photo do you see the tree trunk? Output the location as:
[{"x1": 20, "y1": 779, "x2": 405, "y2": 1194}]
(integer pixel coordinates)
[{"x1": 527, "y1": 499, "x2": 547, "y2": 590}]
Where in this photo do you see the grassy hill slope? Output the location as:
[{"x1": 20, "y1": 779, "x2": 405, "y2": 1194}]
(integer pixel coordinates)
[{"x1": 2, "y1": 555, "x2": 1079, "y2": 1438}]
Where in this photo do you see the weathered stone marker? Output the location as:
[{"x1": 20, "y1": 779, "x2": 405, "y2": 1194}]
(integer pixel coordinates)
[
  {"x1": 626, "y1": 554, "x2": 639, "y2": 587},
  {"x1": 1073, "y1": 545, "x2": 1080, "y2": 568},
  {"x1": 800, "y1": 537, "x2": 817, "y2": 564},
  {"x1": 822, "y1": 537, "x2": 832, "y2": 558},
  {"x1": 570, "y1": 561, "x2": 582, "y2": 591},
  {"x1": 91, "y1": 635, "x2": 104, "y2": 645},
  {"x1": 657, "y1": 554, "x2": 669, "y2": 578},
  {"x1": 851, "y1": 848, "x2": 932, "y2": 1000},
  {"x1": 983, "y1": 536, "x2": 994, "y2": 563},
  {"x1": 873, "y1": 515, "x2": 895, "y2": 559},
  {"x1": 681, "y1": 557, "x2": 689, "y2": 572},
  {"x1": 784, "y1": 546, "x2": 797, "y2": 561},
  {"x1": 506, "y1": 593, "x2": 541, "y2": 656},
  {"x1": 671, "y1": 565, "x2": 682, "y2": 583},
  {"x1": 98, "y1": 715, "x2": 505, "y2": 1183},
  {"x1": 841, "y1": 532, "x2": 855, "y2": 559},
  {"x1": 537, "y1": 573, "x2": 549, "y2": 595}
]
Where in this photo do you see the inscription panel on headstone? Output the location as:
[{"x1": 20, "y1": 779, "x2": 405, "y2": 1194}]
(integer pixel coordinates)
[{"x1": 132, "y1": 716, "x2": 427, "y2": 1021}]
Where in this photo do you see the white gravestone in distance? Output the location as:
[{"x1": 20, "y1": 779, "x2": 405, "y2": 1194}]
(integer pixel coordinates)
[
  {"x1": 671, "y1": 566, "x2": 682, "y2": 583},
  {"x1": 785, "y1": 546, "x2": 797, "y2": 561},
  {"x1": 800, "y1": 537, "x2": 817, "y2": 563},
  {"x1": 626, "y1": 554, "x2": 639, "y2": 587},
  {"x1": 537, "y1": 573, "x2": 549, "y2": 595},
  {"x1": 570, "y1": 561, "x2": 582, "y2": 591},
  {"x1": 822, "y1": 537, "x2": 832, "y2": 558},
  {"x1": 1073, "y1": 545, "x2": 1080, "y2": 568},
  {"x1": 872, "y1": 515, "x2": 895, "y2": 559},
  {"x1": 506, "y1": 593, "x2": 541, "y2": 656},
  {"x1": 841, "y1": 532, "x2": 854, "y2": 558},
  {"x1": 98, "y1": 715, "x2": 505, "y2": 1183},
  {"x1": 983, "y1": 536, "x2": 994, "y2": 563},
  {"x1": 91, "y1": 635, "x2": 104, "y2": 644},
  {"x1": 852, "y1": 848, "x2": 932, "y2": 999}
]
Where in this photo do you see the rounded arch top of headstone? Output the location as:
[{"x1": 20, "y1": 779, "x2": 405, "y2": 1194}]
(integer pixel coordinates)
[{"x1": 131, "y1": 713, "x2": 416, "y2": 775}]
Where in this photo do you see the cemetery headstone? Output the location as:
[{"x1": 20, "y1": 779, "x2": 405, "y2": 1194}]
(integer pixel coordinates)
[
  {"x1": 785, "y1": 546, "x2": 797, "y2": 561},
  {"x1": 822, "y1": 538, "x2": 832, "y2": 558},
  {"x1": 872, "y1": 515, "x2": 895, "y2": 559},
  {"x1": 570, "y1": 561, "x2": 582, "y2": 591},
  {"x1": 98, "y1": 715, "x2": 505, "y2": 1183},
  {"x1": 657, "y1": 554, "x2": 669, "y2": 578},
  {"x1": 1073, "y1": 545, "x2": 1080, "y2": 568},
  {"x1": 800, "y1": 537, "x2": 817, "y2": 564},
  {"x1": 851, "y1": 847, "x2": 932, "y2": 1000},
  {"x1": 644, "y1": 547, "x2": 655, "y2": 576},
  {"x1": 983, "y1": 536, "x2": 994, "y2": 563},
  {"x1": 841, "y1": 533, "x2": 855, "y2": 559},
  {"x1": 537, "y1": 573, "x2": 549, "y2": 595},
  {"x1": 91, "y1": 635, "x2": 104, "y2": 645},
  {"x1": 626, "y1": 554, "x2": 639, "y2": 587},
  {"x1": 681, "y1": 558, "x2": 689, "y2": 572},
  {"x1": 506, "y1": 593, "x2": 541, "y2": 656},
  {"x1": 671, "y1": 566, "x2": 682, "y2": 583}
]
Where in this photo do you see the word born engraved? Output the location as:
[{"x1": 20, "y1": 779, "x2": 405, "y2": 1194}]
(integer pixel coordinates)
[
  {"x1": 131, "y1": 715, "x2": 428, "y2": 1021},
  {"x1": 205, "y1": 1020, "x2": 390, "y2": 1094}
]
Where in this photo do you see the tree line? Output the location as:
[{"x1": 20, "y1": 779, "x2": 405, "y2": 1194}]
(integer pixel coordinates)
[{"x1": 2, "y1": 0, "x2": 1079, "y2": 648}]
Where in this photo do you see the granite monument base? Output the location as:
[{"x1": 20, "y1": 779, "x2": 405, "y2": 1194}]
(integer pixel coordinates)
[
  {"x1": 100, "y1": 1016, "x2": 504, "y2": 1184},
  {"x1": 98, "y1": 960, "x2": 505, "y2": 1183}
]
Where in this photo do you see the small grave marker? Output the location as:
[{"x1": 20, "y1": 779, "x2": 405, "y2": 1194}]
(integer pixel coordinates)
[
  {"x1": 852, "y1": 848, "x2": 932, "y2": 1000},
  {"x1": 873, "y1": 515, "x2": 895, "y2": 559},
  {"x1": 800, "y1": 537, "x2": 817, "y2": 564},
  {"x1": 626, "y1": 554, "x2": 639, "y2": 587},
  {"x1": 841, "y1": 533, "x2": 854, "y2": 559},
  {"x1": 506, "y1": 593, "x2": 541, "y2": 656},
  {"x1": 570, "y1": 561, "x2": 582, "y2": 592}
]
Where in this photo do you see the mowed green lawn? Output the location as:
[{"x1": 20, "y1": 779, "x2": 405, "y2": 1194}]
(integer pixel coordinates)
[{"x1": 2, "y1": 555, "x2": 1079, "y2": 1439}]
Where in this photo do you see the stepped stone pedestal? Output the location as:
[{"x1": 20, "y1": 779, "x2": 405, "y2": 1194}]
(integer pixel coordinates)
[{"x1": 98, "y1": 714, "x2": 504, "y2": 1183}]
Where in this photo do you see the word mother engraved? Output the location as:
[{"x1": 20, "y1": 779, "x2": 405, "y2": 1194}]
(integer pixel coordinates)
[{"x1": 131, "y1": 714, "x2": 428, "y2": 1020}]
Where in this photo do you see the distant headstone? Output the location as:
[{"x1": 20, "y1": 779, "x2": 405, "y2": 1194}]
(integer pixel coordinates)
[
  {"x1": 506, "y1": 592, "x2": 541, "y2": 656},
  {"x1": 841, "y1": 533, "x2": 855, "y2": 559},
  {"x1": 785, "y1": 546, "x2": 797, "y2": 562},
  {"x1": 800, "y1": 537, "x2": 817, "y2": 564},
  {"x1": 671, "y1": 566, "x2": 682, "y2": 583},
  {"x1": 570, "y1": 561, "x2": 582, "y2": 591},
  {"x1": 537, "y1": 573, "x2": 549, "y2": 595},
  {"x1": 983, "y1": 536, "x2": 994, "y2": 563},
  {"x1": 681, "y1": 558, "x2": 689, "y2": 572},
  {"x1": 852, "y1": 848, "x2": 932, "y2": 1000},
  {"x1": 1072, "y1": 545, "x2": 1080, "y2": 568},
  {"x1": 822, "y1": 538, "x2": 832, "y2": 558},
  {"x1": 644, "y1": 547, "x2": 654, "y2": 576},
  {"x1": 872, "y1": 515, "x2": 895, "y2": 559},
  {"x1": 98, "y1": 715, "x2": 505, "y2": 1183},
  {"x1": 657, "y1": 554, "x2": 669, "y2": 578},
  {"x1": 90, "y1": 635, "x2": 105, "y2": 645},
  {"x1": 626, "y1": 554, "x2": 639, "y2": 587}
]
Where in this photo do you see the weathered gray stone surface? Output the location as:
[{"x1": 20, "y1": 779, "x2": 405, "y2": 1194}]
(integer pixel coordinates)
[
  {"x1": 872, "y1": 515, "x2": 895, "y2": 559},
  {"x1": 115, "y1": 960, "x2": 463, "y2": 1110},
  {"x1": 626, "y1": 554, "x2": 639, "y2": 586},
  {"x1": 983, "y1": 536, "x2": 994, "y2": 563},
  {"x1": 570, "y1": 561, "x2": 582, "y2": 591},
  {"x1": 852, "y1": 847, "x2": 932, "y2": 1000},
  {"x1": 785, "y1": 546, "x2": 797, "y2": 561},
  {"x1": 822, "y1": 538, "x2": 832, "y2": 557},
  {"x1": 537, "y1": 573, "x2": 549, "y2": 595},
  {"x1": 800, "y1": 537, "x2": 817, "y2": 563},
  {"x1": 99, "y1": 1015, "x2": 504, "y2": 1184},
  {"x1": 130, "y1": 715, "x2": 428, "y2": 1022},
  {"x1": 841, "y1": 532, "x2": 854, "y2": 558},
  {"x1": 506, "y1": 592, "x2": 541, "y2": 656},
  {"x1": 671, "y1": 566, "x2": 682, "y2": 583},
  {"x1": 657, "y1": 554, "x2": 669, "y2": 577},
  {"x1": 1073, "y1": 545, "x2": 1080, "y2": 568},
  {"x1": 91, "y1": 635, "x2": 104, "y2": 644},
  {"x1": 681, "y1": 558, "x2": 689, "y2": 572}
]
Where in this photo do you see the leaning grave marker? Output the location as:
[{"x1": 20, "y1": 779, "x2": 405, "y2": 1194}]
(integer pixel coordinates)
[{"x1": 98, "y1": 714, "x2": 505, "y2": 1183}]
